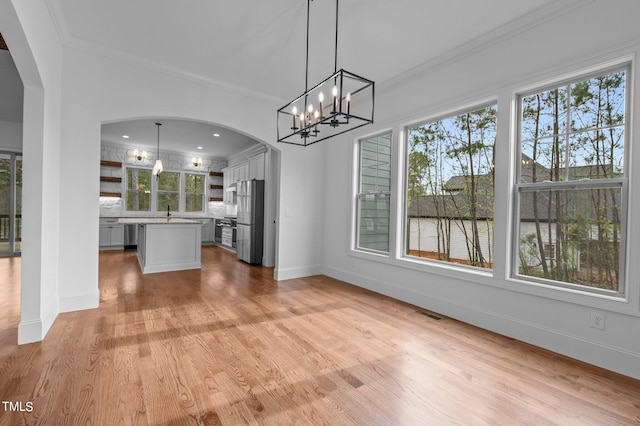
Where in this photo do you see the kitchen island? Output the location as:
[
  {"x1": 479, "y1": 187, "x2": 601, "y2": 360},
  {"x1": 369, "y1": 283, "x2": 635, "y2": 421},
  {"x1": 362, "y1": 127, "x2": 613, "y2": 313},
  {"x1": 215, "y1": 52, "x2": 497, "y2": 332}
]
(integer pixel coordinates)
[{"x1": 118, "y1": 218, "x2": 201, "y2": 274}]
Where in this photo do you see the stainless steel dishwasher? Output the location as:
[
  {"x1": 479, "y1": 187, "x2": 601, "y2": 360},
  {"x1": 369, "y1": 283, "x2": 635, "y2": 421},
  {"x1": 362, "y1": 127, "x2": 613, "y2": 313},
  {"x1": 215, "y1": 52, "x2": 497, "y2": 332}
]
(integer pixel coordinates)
[{"x1": 124, "y1": 223, "x2": 138, "y2": 250}]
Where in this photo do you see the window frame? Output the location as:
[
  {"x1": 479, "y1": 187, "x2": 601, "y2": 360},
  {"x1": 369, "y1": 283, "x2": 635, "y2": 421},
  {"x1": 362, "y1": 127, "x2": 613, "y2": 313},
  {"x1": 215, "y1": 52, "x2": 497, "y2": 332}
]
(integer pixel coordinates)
[
  {"x1": 125, "y1": 166, "x2": 152, "y2": 212},
  {"x1": 184, "y1": 172, "x2": 207, "y2": 213},
  {"x1": 355, "y1": 131, "x2": 392, "y2": 255},
  {"x1": 512, "y1": 63, "x2": 631, "y2": 298},
  {"x1": 156, "y1": 170, "x2": 181, "y2": 213},
  {"x1": 402, "y1": 101, "x2": 498, "y2": 271},
  {"x1": 126, "y1": 167, "x2": 208, "y2": 215}
]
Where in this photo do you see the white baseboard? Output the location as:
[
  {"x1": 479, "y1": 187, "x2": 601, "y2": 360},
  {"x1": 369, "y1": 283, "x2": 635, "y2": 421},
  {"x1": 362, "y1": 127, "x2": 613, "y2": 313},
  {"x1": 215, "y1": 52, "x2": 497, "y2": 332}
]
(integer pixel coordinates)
[
  {"x1": 58, "y1": 290, "x2": 99, "y2": 313},
  {"x1": 17, "y1": 309, "x2": 57, "y2": 345},
  {"x1": 274, "y1": 264, "x2": 323, "y2": 281}
]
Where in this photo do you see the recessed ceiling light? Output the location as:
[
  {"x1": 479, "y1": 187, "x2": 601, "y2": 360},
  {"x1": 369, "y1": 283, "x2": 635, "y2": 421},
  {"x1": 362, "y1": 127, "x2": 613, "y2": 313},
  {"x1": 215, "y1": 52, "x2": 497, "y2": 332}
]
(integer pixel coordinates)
[
  {"x1": 213, "y1": 133, "x2": 220, "y2": 137},
  {"x1": 197, "y1": 146, "x2": 203, "y2": 150},
  {"x1": 122, "y1": 135, "x2": 130, "y2": 139}
]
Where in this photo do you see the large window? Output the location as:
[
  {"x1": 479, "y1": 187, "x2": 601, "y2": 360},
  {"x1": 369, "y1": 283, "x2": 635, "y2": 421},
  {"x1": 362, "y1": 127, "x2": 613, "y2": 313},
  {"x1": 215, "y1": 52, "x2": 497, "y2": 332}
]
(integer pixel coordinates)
[
  {"x1": 157, "y1": 171, "x2": 180, "y2": 212},
  {"x1": 356, "y1": 133, "x2": 391, "y2": 253},
  {"x1": 126, "y1": 168, "x2": 208, "y2": 214},
  {"x1": 405, "y1": 104, "x2": 497, "y2": 269},
  {"x1": 185, "y1": 173, "x2": 205, "y2": 212},
  {"x1": 126, "y1": 168, "x2": 151, "y2": 212},
  {"x1": 0, "y1": 152, "x2": 22, "y2": 256},
  {"x1": 515, "y1": 66, "x2": 627, "y2": 295}
]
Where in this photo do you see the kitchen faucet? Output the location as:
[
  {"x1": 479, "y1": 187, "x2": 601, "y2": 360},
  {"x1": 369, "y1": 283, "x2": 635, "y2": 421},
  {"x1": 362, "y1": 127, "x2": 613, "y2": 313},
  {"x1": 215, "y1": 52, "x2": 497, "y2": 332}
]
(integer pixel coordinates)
[{"x1": 167, "y1": 205, "x2": 171, "y2": 218}]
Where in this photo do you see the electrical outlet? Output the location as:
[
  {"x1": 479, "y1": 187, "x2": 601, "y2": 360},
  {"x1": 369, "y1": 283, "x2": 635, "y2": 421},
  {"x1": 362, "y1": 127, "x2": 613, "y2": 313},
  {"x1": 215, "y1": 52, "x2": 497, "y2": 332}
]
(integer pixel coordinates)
[{"x1": 589, "y1": 311, "x2": 606, "y2": 330}]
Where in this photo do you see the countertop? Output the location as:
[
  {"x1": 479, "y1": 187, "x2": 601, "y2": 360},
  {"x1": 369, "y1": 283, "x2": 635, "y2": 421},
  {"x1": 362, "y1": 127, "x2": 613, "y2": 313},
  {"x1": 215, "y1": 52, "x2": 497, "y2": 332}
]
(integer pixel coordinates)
[{"x1": 118, "y1": 218, "x2": 201, "y2": 225}]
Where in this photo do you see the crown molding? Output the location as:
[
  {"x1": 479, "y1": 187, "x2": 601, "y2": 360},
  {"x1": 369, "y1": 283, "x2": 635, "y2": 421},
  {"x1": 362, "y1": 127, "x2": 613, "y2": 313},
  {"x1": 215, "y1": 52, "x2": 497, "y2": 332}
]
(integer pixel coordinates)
[
  {"x1": 45, "y1": 0, "x2": 286, "y2": 107},
  {"x1": 45, "y1": 0, "x2": 72, "y2": 45},
  {"x1": 378, "y1": 0, "x2": 596, "y2": 95}
]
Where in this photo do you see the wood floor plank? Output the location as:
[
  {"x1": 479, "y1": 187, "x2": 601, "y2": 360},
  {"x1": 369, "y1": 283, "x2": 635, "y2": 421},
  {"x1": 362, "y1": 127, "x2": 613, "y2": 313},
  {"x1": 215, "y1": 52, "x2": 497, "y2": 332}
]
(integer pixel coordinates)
[{"x1": 1, "y1": 246, "x2": 640, "y2": 425}]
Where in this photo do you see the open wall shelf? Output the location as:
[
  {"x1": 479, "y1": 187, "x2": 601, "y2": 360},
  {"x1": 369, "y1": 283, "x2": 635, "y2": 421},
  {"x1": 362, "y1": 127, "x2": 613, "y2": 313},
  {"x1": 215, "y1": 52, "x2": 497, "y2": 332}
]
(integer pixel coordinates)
[{"x1": 100, "y1": 160, "x2": 123, "y2": 198}]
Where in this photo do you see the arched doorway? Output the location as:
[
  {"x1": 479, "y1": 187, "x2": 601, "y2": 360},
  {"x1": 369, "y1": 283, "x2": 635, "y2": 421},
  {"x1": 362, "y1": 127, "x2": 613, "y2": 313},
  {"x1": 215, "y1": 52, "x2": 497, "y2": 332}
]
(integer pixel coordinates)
[
  {"x1": 0, "y1": 1, "x2": 52, "y2": 345},
  {"x1": 99, "y1": 117, "x2": 279, "y2": 267}
]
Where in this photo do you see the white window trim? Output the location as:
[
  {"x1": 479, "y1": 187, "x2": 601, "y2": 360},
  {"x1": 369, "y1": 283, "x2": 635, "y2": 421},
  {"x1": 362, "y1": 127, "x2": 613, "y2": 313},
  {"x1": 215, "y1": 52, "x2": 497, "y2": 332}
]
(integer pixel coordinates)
[
  {"x1": 155, "y1": 170, "x2": 181, "y2": 213},
  {"x1": 511, "y1": 63, "x2": 631, "y2": 299},
  {"x1": 354, "y1": 131, "x2": 393, "y2": 255},
  {"x1": 125, "y1": 166, "x2": 152, "y2": 213},
  {"x1": 184, "y1": 172, "x2": 207, "y2": 214},
  {"x1": 125, "y1": 167, "x2": 208, "y2": 215},
  {"x1": 401, "y1": 100, "x2": 498, "y2": 272}
]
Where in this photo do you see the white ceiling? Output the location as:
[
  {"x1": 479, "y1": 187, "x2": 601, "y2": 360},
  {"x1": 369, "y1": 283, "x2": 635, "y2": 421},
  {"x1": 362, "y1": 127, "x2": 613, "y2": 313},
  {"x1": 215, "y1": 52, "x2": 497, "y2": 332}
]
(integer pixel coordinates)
[
  {"x1": 3, "y1": 0, "x2": 577, "y2": 156},
  {"x1": 49, "y1": 0, "x2": 563, "y2": 101},
  {"x1": 100, "y1": 118, "x2": 260, "y2": 158}
]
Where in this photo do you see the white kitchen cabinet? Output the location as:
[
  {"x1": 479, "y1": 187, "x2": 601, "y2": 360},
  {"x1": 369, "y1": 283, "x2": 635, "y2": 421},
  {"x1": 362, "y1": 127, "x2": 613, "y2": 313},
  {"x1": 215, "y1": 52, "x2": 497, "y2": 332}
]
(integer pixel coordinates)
[
  {"x1": 222, "y1": 163, "x2": 248, "y2": 204},
  {"x1": 200, "y1": 218, "x2": 213, "y2": 243},
  {"x1": 99, "y1": 218, "x2": 124, "y2": 248},
  {"x1": 234, "y1": 163, "x2": 248, "y2": 182},
  {"x1": 248, "y1": 153, "x2": 265, "y2": 180}
]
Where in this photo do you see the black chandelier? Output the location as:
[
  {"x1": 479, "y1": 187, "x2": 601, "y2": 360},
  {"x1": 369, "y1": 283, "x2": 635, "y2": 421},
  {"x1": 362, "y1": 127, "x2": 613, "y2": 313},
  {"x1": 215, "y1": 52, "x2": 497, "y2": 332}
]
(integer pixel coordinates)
[{"x1": 277, "y1": 0, "x2": 374, "y2": 147}]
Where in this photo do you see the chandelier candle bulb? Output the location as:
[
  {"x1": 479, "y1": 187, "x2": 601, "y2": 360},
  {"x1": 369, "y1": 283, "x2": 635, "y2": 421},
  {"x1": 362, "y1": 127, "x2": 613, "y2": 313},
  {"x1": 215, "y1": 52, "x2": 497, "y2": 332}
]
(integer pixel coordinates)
[
  {"x1": 319, "y1": 92, "x2": 324, "y2": 117},
  {"x1": 292, "y1": 106, "x2": 298, "y2": 129},
  {"x1": 346, "y1": 92, "x2": 351, "y2": 116},
  {"x1": 332, "y1": 86, "x2": 338, "y2": 113}
]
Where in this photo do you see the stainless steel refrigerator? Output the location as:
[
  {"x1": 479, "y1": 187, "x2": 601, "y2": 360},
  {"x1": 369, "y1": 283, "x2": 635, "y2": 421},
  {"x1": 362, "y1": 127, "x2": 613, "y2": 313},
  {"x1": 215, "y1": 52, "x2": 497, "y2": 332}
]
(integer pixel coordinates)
[{"x1": 236, "y1": 179, "x2": 265, "y2": 264}]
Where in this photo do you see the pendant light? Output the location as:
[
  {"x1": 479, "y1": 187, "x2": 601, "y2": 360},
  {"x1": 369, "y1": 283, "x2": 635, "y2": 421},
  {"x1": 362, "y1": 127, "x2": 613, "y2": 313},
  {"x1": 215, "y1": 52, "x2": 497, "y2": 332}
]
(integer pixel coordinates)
[
  {"x1": 152, "y1": 122, "x2": 163, "y2": 176},
  {"x1": 277, "y1": 0, "x2": 375, "y2": 147}
]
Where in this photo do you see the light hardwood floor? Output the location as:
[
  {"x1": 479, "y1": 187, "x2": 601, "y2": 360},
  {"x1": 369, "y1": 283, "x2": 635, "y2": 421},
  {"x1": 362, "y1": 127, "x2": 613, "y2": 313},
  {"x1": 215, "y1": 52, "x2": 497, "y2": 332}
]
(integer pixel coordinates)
[{"x1": 1, "y1": 246, "x2": 639, "y2": 425}]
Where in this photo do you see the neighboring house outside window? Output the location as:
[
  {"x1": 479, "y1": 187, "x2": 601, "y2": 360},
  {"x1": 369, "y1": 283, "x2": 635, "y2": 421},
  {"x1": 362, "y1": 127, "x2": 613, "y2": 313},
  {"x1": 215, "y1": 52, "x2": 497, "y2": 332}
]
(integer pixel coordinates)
[
  {"x1": 185, "y1": 173, "x2": 206, "y2": 213},
  {"x1": 356, "y1": 133, "x2": 392, "y2": 253},
  {"x1": 515, "y1": 66, "x2": 627, "y2": 295},
  {"x1": 126, "y1": 168, "x2": 151, "y2": 212},
  {"x1": 405, "y1": 104, "x2": 497, "y2": 269}
]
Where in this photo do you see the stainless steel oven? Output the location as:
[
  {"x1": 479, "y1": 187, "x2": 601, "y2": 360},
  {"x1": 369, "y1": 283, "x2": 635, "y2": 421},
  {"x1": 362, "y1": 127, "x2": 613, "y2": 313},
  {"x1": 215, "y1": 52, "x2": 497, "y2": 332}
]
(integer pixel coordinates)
[{"x1": 215, "y1": 218, "x2": 237, "y2": 248}]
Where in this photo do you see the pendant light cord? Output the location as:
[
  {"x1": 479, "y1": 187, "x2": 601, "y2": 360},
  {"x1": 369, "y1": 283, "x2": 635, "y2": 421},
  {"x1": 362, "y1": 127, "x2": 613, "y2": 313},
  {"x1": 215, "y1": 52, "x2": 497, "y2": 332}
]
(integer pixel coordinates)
[
  {"x1": 156, "y1": 122, "x2": 161, "y2": 157},
  {"x1": 305, "y1": 0, "x2": 339, "y2": 85},
  {"x1": 334, "y1": 0, "x2": 339, "y2": 74},
  {"x1": 304, "y1": 0, "x2": 311, "y2": 94}
]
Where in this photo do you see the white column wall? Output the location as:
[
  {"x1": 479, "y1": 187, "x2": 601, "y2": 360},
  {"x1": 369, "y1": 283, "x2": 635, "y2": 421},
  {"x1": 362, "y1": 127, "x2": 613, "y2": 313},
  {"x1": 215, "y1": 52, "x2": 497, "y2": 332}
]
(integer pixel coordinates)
[
  {"x1": 0, "y1": 0, "x2": 62, "y2": 343},
  {"x1": 322, "y1": 0, "x2": 640, "y2": 379}
]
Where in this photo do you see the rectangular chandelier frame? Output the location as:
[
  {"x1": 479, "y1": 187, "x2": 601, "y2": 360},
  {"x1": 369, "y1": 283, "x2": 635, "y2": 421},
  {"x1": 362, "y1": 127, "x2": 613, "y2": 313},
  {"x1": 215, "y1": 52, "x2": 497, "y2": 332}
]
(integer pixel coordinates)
[{"x1": 277, "y1": 68, "x2": 375, "y2": 147}]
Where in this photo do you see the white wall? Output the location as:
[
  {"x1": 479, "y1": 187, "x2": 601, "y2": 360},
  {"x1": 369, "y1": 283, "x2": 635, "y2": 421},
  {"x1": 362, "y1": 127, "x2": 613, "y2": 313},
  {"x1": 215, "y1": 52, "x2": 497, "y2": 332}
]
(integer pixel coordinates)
[
  {"x1": 0, "y1": 0, "x2": 63, "y2": 344},
  {"x1": 0, "y1": 120, "x2": 22, "y2": 151},
  {"x1": 0, "y1": 49, "x2": 23, "y2": 124},
  {"x1": 274, "y1": 144, "x2": 325, "y2": 279},
  {"x1": 322, "y1": 0, "x2": 640, "y2": 379},
  {"x1": 55, "y1": 46, "x2": 326, "y2": 311}
]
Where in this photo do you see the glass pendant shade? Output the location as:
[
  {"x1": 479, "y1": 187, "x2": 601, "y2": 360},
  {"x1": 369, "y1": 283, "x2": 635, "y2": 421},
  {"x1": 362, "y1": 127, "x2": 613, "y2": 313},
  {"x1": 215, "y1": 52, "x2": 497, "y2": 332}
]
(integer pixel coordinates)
[{"x1": 152, "y1": 159, "x2": 163, "y2": 176}]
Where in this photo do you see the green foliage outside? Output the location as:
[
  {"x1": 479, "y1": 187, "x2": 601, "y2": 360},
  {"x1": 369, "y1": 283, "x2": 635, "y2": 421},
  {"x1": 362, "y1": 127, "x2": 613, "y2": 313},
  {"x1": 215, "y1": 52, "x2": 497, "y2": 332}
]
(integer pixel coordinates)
[
  {"x1": 127, "y1": 168, "x2": 151, "y2": 211},
  {"x1": 407, "y1": 104, "x2": 497, "y2": 269},
  {"x1": 518, "y1": 70, "x2": 625, "y2": 291}
]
